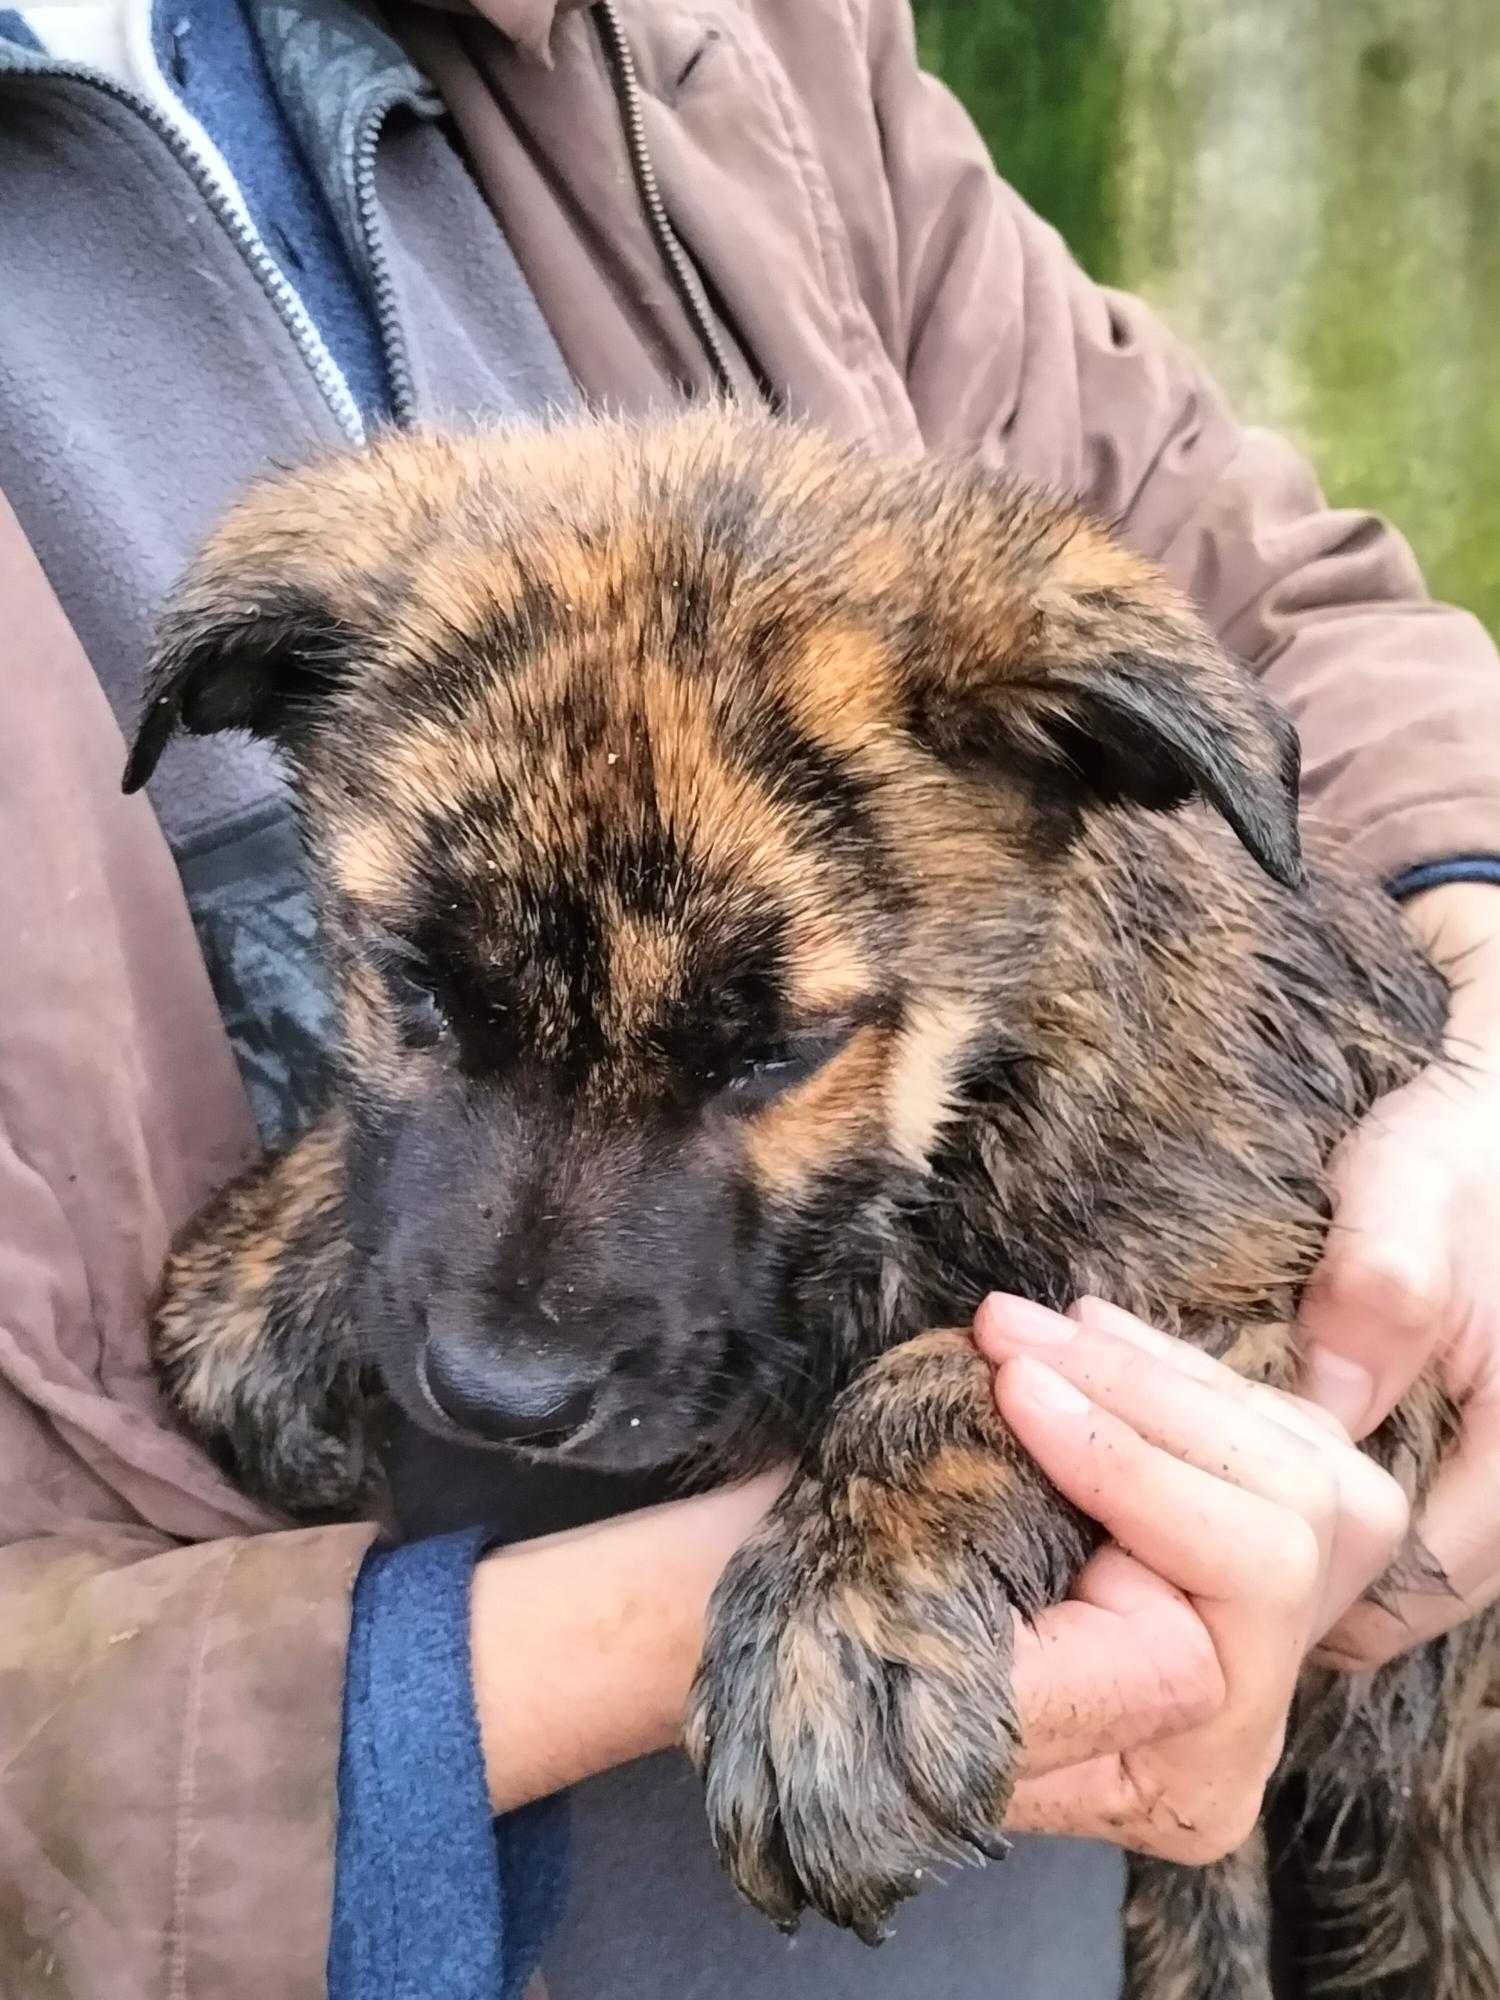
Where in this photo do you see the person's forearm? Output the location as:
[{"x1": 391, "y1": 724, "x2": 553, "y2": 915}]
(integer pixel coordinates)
[
  {"x1": 1403, "y1": 881, "x2": 1500, "y2": 1063},
  {"x1": 469, "y1": 1472, "x2": 784, "y2": 1812}
]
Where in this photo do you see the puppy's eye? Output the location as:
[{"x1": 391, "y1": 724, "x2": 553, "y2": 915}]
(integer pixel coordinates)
[
  {"x1": 387, "y1": 967, "x2": 448, "y2": 1051},
  {"x1": 719, "y1": 1029, "x2": 851, "y2": 1107},
  {"x1": 368, "y1": 941, "x2": 450, "y2": 1051}
]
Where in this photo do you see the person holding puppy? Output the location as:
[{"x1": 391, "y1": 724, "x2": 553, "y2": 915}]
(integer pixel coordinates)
[{"x1": 2, "y1": 1, "x2": 1498, "y2": 1995}]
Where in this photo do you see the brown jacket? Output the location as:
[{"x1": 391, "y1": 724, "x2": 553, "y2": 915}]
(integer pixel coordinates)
[{"x1": 3, "y1": 3, "x2": 1498, "y2": 1995}]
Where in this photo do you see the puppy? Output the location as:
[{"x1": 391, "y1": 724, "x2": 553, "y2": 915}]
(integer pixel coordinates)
[{"x1": 126, "y1": 409, "x2": 1496, "y2": 1998}]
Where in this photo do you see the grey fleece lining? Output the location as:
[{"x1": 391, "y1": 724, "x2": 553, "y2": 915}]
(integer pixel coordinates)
[{"x1": 0, "y1": 0, "x2": 573, "y2": 1144}]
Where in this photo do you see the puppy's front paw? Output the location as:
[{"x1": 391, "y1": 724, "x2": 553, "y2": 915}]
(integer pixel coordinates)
[
  {"x1": 155, "y1": 1322, "x2": 368, "y2": 1519},
  {"x1": 685, "y1": 1481, "x2": 1022, "y2": 1941}
]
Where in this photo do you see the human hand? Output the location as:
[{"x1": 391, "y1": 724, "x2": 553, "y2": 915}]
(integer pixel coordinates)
[
  {"x1": 974, "y1": 1293, "x2": 1407, "y2": 1861},
  {"x1": 1297, "y1": 880, "x2": 1500, "y2": 1667},
  {"x1": 473, "y1": 1271, "x2": 1407, "y2": 1835}
]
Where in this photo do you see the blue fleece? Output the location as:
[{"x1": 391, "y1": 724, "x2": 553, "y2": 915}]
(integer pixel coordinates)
[
  {"x1": 1389, "y1": 856, "x2": 1500, "y2": 900},
  {"x1": 331, "y1": 1530, "x2": 568, "y2": 2000},
  {"x1": 0, "y1": 9, "x2": 40, "y2": 50},
  {"x1": 153, "y1": 0, "x2": 391, "y2": 418}
]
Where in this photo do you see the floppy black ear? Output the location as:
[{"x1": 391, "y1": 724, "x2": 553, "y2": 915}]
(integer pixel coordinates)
[
  {"x1": 1013, "y1": 636, "x2": 1304, "y2": 890},
  {"x1": 909, "y1": 491, "x2": 1303, "y2": 890},
  {"x1": 123, "y1": 583, "x2": 353, "y2": 794}
]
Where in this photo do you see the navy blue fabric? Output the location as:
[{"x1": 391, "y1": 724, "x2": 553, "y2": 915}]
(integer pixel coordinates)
[
  {"x1": 331, "y1": 1529, "x2": 569, "y2": 2000},
  {"x1": 0, "y1": 8, "x2": 41, "y2": 50},
  {"x1": 153, "y1": 0, "x2": 391, "y2": 418},
  {"x1": 1389, "y1": 855, "x2": 1500, "y2": 900}
]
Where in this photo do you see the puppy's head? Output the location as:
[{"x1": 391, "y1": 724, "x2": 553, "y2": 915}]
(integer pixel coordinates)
[{"x1": 128, "y1": 411, "x2": 1300, "y2": 1474}]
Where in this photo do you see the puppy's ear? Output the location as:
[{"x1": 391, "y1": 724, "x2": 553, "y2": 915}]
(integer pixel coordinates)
[
  {"x1": 122, "y1": 578, "x2": 353, "y2": 794},
  {"x1": 908, "y1": 487, "x2": 1303, "y2": 889},
  {"x1": 121, "y1": 440, "x2": 419, "y2": 795}
]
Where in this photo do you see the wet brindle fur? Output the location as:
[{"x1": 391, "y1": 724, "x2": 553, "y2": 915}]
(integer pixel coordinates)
[{"x1": 126, "y1": 409, "x2": 1498, "y2": 1999}]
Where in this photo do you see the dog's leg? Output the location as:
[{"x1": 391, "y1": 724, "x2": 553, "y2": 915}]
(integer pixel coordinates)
[
  {"x1": 150, "y1": 1105, "x2": 366, "y2": 1517},
  {"x1": 1124, "y1": 1840, "x2": 1274, "y2": 2000},
  {"x1": 1277, "y1": 1624, "x2": 1500, "y2": 2000},
  {"x1": 684, "y1": 1326, "x2": 1097, "y2": 1939},
  {"x1": 1261, "y1": 1375, "x2": 1498, "y2": 2000},
  {"x1": 1442, "y1": 1689, "x2": 1500, "y2": 2000}
]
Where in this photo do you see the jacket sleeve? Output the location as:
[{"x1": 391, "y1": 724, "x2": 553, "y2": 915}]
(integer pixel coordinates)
[
  {"x1": 331, "y1": 1531, "x2": 568, "y2": 2000},
  {"x1": 0, "y1": 494, "x2": 378, "y2": 2000},
  {"x1": 863, "y1": 0, "x2": 1500, "y2": 885}
]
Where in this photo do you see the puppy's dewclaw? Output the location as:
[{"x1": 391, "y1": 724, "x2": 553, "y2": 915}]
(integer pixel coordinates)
[{"x1": 131, "y1": 408, "x2": 1492, "y2": 1999}]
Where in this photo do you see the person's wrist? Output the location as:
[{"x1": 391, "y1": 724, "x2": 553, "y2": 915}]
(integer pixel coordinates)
[
  {"x1": 1402, "y1": 881, "x2": 1500, "y2": 1067},
  {"x1": 619, "y1": 1471, "x2": 790, "y2": 1747},
  {"x1": 469, "y1": 1470, "x2": 786, "y2": 1810}
]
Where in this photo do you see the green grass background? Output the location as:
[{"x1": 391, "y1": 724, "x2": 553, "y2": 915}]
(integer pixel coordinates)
[{"x1": 913, "y1": 0, "x2": 1500, "y2": 636}]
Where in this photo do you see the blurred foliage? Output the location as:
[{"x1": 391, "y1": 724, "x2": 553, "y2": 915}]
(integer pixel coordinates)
[
  {"x1": 913, "y1": 0, "x2": 1124, "y2": 282},
  {"x1": 912, "y1": 0, "x2": 1500, "y2": 636}
]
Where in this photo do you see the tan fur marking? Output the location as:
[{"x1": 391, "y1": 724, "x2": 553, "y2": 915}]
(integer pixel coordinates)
[
  {"x1": 1043, "y1": 518, "x2": 1164, "y2": 601},
  {"x1": 884, "y1": 997, "x2": 983, "y2": 1170},
  {"x1": 779, "y1": 933, "x2": 876, "y2": 1020},
  {"x1": 604, "y1": 909, "x2": 683, "y2": 1035},
  {"x1": 781, "y1": 625, "x2": 898, "y2": 756},
  {"x1": 918, "y1": 1443, "x2": 1018, "y2": 1509},
  {"x1": 826, "y1": 1580, "x2": 968, "y2": 1680},
  {"x1": 327, "y1": 816, "x2": 416, "y2": 908},
  {"x1": 742, "y1": 1026, "x2": 890, "y2": 1198},
  {"x1": 1220, "y1": 1319, "x2": 1297, "y2": 1389}
]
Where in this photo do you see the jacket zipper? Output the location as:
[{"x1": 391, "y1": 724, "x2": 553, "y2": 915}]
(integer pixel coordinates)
[
  {"x1": 11, "y1": 17, "x2": 734, "y2": 434},
  {"x1": 352, "y1": 94, "x2": 419, "y2": 426},
  {"x1": 0, "y1": 53, "x2": 368, "y2": 449},
  {"x1": 590, "y1": 0, "x2": 739, "y2": 398}
]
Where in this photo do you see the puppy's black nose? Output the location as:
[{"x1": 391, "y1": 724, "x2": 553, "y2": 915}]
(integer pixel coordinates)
[{"x1": 423, "y1": 1329, "x2": 596, "y2": 1447}]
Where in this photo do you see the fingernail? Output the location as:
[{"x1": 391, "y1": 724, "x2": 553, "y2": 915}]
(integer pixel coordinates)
[
  {"x1": 976, "y1": 1294, "x2": 1076, "y2": 1347},
  {"x1": 1303, "y1": 1348, "x2": 1375, "y2": 1434},
  {"x1": 1010, "y1": 1356, "x2": 1091, "y2": 1415}
]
